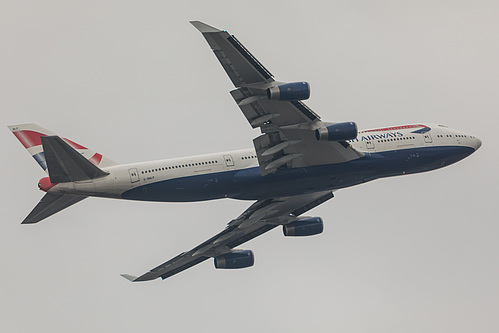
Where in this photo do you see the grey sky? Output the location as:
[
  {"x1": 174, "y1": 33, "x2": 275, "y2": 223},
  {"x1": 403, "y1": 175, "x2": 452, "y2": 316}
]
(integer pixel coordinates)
[{"x1": 1, "y1": 1, "x2": 498, "y2": 332}]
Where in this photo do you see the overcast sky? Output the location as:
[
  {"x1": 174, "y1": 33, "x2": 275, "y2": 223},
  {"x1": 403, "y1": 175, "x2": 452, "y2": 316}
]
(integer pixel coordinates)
[{"x1": 1, "y1": 1, "x2": 498, "y2": 332}]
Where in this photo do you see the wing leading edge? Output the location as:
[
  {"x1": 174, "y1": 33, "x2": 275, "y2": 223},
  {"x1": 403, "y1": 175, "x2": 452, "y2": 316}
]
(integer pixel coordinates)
[{"x1": 122, "y1": 191, "x2": 334, "y2": 282}]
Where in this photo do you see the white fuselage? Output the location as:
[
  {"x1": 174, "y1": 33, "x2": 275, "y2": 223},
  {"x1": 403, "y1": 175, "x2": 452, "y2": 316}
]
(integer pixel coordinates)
[{"x1": 47, "y1": 124, "x2": 481, "y2": 201}]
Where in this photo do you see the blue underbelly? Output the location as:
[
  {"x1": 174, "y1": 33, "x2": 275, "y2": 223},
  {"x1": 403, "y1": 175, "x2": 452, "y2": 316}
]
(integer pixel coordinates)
[{"x1": 120, "y1": 146, "x2": 475, "y2": 202}]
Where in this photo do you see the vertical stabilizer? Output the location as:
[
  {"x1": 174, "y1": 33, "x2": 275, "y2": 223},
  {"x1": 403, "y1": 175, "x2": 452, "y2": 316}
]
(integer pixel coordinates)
[
  {"x1": 8, "y1": 123, "x2": 117, "y2": 173},
  {"x1": 8, "y1": 123, "x2": 116, "y2": 223}
]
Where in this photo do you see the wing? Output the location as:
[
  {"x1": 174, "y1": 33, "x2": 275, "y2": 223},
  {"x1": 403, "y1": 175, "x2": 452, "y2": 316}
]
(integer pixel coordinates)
[
  {"x1": 121, "y1": 191, "x2": 334, "y2": 282},
  {"x1": 191, "y1": 21, "x2": 364, "y2": 175}
]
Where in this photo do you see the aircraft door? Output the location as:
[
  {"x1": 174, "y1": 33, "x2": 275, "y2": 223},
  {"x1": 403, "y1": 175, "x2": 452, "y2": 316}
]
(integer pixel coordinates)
[
  {"x1": 128, "y1": 168, "x2": 140, "y2": 183},
  {"x1": 424, "y1": 133, "x2": 433, "y2": 144},
  {"x1": 223, "y1": 155, "x2": 235, "y2": 169},
  {"x1": 366, "y1": 140, "x2": 375, "y2": 150}
]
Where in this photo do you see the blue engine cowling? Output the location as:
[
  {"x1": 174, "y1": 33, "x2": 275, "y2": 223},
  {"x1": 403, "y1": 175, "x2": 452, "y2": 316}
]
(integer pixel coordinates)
[
  {"x1": 214, "y1": 250, "x2": 254, "y2": 269},
  {"x1": 315, "y1": 122, "x2": 358, "y2": 141},
  {"x1": 283, "y1": 217, "x2": 324, "y2": 237},
  {"x1": 267, "y1": 82, "x2": 310, "y2": 101}
]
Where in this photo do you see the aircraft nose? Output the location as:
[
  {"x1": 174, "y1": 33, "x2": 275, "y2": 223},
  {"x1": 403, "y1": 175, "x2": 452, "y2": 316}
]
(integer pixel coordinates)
[
  {"x1": 474, "y1": 137, "x2": 482, "y2": 150},
  {"x1": 476, "y1": 137, "x2": 482, "y2": 150}
]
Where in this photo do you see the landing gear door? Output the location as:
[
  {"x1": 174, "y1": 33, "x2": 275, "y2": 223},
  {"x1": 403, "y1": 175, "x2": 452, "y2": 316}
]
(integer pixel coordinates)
[{"x1": 128, "y1": 168, "x2": 140, "y2": 183}]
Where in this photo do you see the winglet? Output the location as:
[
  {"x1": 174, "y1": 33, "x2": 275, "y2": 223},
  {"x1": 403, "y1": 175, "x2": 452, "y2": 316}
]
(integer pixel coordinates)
[
  {"x1": 120, "y1": 274, "x2": 138, "y2": 282},
  {"x1": 190, "y1": 21, "x2": 221, "y2": 33}
]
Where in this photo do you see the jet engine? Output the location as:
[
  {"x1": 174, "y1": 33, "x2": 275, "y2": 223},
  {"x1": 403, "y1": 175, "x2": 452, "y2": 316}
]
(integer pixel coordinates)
[
  {"x1": 315, "y1": 122, "x2": 358, "y2": 141},
  {"x1": 283, "y1": 217, "x2": 324, "y2": 236},
  {"x1": 267, "y1": 82, "x2": 310, "y2": 101},
  {"x1": 214, "y1": 250, "x2": 254, "y2": 269}
]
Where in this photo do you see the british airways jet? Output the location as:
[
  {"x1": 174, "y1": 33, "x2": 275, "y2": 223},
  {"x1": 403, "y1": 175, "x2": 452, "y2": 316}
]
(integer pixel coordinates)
[{"x1": 9, "y1": 21, "x2": 481, "y2": 282}]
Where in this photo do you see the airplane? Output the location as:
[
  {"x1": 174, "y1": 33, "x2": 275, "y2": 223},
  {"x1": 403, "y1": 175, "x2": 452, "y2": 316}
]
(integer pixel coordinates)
[{"x1": 8, "y1": 21, "x2": 481, "y2": 282}]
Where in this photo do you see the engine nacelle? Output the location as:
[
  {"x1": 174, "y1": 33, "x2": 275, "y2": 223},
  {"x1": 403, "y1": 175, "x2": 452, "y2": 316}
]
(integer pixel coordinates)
[
  {"x1": 283, "y1": 217, "x2": 324, "y2": 237},
  {"x1": 315, "y1": 122, "x2": 358, "y2": 141},
  {"x1": 267, "y1": 82, "x2": 310, "y2": 101},
  {"x1": 214, "y1": 250, "x2": 254, "y2": 269}
]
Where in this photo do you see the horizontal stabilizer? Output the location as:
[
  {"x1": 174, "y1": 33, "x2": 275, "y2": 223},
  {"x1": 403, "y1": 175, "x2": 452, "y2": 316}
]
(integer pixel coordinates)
[
  {"x1": 22, "y1": 193, "x2": 87, "y2": 224},
  {"x1": 42, "y1": 136, "x2": 109, "y2": 183}
]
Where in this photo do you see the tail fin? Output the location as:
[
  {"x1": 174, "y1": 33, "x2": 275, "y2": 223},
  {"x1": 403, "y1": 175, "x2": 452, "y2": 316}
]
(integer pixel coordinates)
[
  {"x1": 8, "y1": 123, "x2": 117, "y2": 173},
  {"x1": 17, "y1": 136, "x2": 106, "y2": 223},
  {"x1": 9, "y1": 123, "x2": 117, "y2": 223}
]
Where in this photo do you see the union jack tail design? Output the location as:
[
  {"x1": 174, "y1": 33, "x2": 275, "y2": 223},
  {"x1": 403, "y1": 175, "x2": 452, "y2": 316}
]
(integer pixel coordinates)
[{"x1": 8, "y1": 123, "x2": 117, "y2": 173}]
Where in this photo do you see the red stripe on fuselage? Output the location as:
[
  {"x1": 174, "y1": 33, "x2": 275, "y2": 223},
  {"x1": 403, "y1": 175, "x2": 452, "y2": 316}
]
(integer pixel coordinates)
[{"x1": 362, "y1": 124, "x2": 428, "y2": 133}]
